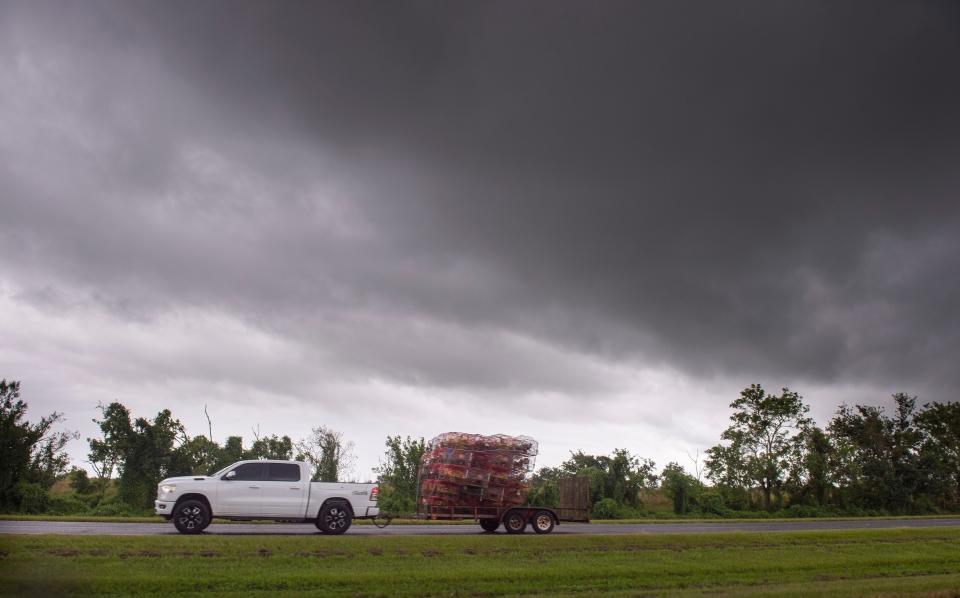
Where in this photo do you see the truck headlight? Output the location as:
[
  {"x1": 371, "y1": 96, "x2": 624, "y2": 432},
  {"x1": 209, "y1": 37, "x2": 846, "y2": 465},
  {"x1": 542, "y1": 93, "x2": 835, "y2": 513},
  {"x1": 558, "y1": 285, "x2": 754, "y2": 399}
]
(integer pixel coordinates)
[{"x1": 160, "y1": 484, "x2": 176, "y2": 494}]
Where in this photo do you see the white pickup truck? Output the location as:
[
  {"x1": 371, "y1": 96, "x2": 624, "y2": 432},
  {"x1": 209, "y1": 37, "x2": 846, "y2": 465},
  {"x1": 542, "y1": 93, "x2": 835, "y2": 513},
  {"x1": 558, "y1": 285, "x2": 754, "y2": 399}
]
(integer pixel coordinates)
[{"x1": 154, "y1": 460, "x2": 379, "y2": 534}]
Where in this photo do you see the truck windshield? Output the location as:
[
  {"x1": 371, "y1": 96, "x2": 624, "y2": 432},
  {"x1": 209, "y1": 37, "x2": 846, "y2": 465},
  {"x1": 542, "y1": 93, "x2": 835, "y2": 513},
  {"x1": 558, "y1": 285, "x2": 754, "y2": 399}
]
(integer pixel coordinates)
[{"x1": 207, "y1": 465, "x2": 232, "y2": 477}]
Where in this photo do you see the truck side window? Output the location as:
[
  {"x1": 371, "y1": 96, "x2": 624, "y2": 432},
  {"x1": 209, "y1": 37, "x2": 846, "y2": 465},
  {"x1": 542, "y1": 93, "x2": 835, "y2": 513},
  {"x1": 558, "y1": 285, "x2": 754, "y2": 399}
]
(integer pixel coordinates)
[
  {"x1": 266, "y1": 463, "x2": 300, "y2": 482},
  {"x1": 228, "y1": 463, "x2": 264, "y2": 481}
]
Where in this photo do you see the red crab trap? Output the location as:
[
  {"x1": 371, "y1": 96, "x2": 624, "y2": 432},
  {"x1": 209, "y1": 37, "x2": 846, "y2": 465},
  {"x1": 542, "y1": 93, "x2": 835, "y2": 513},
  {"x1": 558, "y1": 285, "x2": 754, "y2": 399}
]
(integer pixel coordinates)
[{"x1": 416, "y1": 432, "x2": 538, "y2": 518}]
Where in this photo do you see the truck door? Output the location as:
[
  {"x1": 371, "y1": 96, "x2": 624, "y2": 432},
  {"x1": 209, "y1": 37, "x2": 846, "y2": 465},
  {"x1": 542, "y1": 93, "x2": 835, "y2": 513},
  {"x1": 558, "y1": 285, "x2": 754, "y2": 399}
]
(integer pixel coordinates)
[
  {"x1": 217, "y1": 462, "x2": 265, "y2": 516},
  {"x1": 261, "y1": 462, "x2": 306, "y2": 518}
]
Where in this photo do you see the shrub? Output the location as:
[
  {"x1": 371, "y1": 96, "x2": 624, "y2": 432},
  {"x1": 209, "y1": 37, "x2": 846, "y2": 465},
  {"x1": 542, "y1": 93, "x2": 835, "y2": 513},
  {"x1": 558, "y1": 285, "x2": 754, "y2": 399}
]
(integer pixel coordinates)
[
  {"x1": 735, "y1": 510, "x2": 770, "y2": 519},
  {"x1": 89, "y1": 501, "x2": 151, "y2": 517},
  {"x1": 376, "y1": 486, "x2": 416, "y2": 517},
  {"x1": 68, "y1": 468, "x2": 93, "y2": 494},
  {"x1": 660, "y1": 463, "x2": 701, "y2": 515},
  {"x1": 592, "y1": 498, "x2": 622, "y2": 519},
  {"x1": 779, "y1": 504, "x2": 835, "y2": 518},
  {"x1": 14, "y1": 482, "x2": 49, "y2": 514},
  {"x1": 47, "y1": 495, "x2": 92, "y2": 515},
  {"x1": 697, "y1": 491, "x2": 728, "y2": 516}
]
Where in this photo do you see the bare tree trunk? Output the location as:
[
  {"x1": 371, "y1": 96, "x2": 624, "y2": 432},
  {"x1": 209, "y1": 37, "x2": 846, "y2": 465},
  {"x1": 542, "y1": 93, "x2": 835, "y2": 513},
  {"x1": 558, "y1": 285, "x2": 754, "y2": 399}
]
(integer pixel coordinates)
[{"x1": 204, "y1": 404, "x2": 213, "y2": 441}]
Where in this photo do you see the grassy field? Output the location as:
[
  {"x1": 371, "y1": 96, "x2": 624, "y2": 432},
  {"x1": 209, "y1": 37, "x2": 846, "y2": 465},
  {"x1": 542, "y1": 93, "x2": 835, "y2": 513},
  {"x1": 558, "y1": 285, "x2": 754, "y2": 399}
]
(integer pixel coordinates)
[{"x1": 2, "y1": 529, "x2": 959, "y2": 597}]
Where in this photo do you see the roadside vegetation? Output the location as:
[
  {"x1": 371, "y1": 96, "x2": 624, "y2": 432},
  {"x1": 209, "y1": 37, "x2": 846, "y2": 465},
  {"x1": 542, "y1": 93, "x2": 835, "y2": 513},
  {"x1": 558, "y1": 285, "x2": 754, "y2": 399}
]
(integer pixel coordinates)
[
  {"x1": 526, "y1": 385, "x2": 960, "y2": 520},
  {"x1": 2, "y1": 529, "x2": 960, "y2": 597},
  {"x1": 2, "y1": 378, "x2": 959, "y2": 521}
]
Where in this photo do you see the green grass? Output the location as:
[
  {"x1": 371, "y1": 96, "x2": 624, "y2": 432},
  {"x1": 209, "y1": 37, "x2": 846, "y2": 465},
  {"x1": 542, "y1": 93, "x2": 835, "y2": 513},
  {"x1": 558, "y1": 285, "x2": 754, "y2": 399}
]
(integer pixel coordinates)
[
  {"x1": 0, "y1": 514, "x2": 161, "y2": 523},
  {"x1": 2, "y1": 529, "x2": 960, "y2": 596},
  {"x1": 590, "y1": 513, "x2": 960, "y2": 524}
]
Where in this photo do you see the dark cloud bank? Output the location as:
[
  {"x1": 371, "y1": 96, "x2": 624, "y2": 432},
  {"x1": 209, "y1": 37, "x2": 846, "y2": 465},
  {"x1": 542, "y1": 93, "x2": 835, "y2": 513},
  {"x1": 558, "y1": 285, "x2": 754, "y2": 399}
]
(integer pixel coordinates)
[{"x1": 2, "y1": 0, "x2": 959, "y2": 412}]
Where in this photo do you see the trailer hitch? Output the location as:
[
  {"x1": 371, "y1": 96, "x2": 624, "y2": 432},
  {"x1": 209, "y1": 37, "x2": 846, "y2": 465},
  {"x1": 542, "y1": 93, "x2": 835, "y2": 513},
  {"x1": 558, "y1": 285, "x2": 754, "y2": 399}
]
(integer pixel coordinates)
[{"x1": 371, "y1": 512, "x2": 393, "y2": 529}]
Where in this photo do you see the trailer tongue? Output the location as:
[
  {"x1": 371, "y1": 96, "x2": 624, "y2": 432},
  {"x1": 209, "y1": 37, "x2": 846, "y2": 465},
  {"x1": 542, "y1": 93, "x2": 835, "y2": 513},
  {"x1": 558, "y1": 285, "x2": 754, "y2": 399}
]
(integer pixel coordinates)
[{"x1": 415, "y1": 432, "x2": 589, "y2": 534}]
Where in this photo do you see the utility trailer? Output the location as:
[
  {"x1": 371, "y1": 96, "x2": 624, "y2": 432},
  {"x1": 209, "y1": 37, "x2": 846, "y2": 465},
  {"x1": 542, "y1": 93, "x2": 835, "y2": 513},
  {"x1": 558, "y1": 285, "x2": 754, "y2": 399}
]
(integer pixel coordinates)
[{"x1": 417, "y1": 475, "x2": 590, "y2": 534}]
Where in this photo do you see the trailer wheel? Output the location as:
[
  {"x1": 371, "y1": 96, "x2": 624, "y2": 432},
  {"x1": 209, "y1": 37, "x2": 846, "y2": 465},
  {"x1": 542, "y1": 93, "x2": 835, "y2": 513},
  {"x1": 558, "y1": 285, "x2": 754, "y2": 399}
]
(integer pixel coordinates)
[
  {"x1": 504, "y1": 510, "x2": 526, "y2": 534},
  {"x1": 479, "y1": 519, "x2": 499, "y2": 533},
  {"x1": 316, "y1": 500, "x2": 352, "y2": 535},
  {"x1": 532, "y1": 510, "x2": 555, "y2": 534}
]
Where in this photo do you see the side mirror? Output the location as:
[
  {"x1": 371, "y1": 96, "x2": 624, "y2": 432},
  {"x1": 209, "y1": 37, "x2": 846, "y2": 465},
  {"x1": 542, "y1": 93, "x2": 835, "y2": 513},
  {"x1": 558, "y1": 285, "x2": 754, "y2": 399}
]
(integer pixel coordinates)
[{"x1": 223, "y1": 470, "x2": 237, "y2": 480}]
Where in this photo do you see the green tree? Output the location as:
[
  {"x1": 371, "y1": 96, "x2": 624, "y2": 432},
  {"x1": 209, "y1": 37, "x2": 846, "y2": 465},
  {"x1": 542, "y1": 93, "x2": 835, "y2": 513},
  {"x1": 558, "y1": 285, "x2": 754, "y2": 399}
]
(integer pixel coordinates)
[
  {"x1": 0, "y1": 380, "x2": 75, "y2": 511},
  {"x1": 560, "y1": 449, "x2": 657, "y2": 509},
  {"x1": 527, "y1": 466, "x2": 562, "y2": 508},
  {"x1": 915, "y1": 401, "x2": 960, "y2": 509},
  {"x1": 660, "y1": 462, "x2": 701, "y2": 515},
  {"x1": 247, "y1": 434, "x2": 294, "y2": 461},
  {"x1": 827, "y1": 393, "x2": 921, "y2": 512},
  {"x1": 798, "y1": 426, "x2": 833, "y2": 507},
  {"x1": 170, "y1": 435, "x2": 223, "y2": 476},
  {"x1": 119, "y1": 410, "x2": 186, "y2": 508},
  {"x1": 68, "y1": 467, "x2": 93, "y2": 494},
  {"x1": 701, "y1": 442, "x2": 751, "y2": 510},
  {"x1": 88, "y1": 402, "x2": 134, "y2": 502},
  {"x1": 373, "y1": 435, "x2": 425, "y2": 514},
  {"x1": 219, "y1": 436, "x2": 246, "y2": 468},
  {"x1": 706, "y1": 384, "x2": 812, "y2": 511},
  {"x1": 89, "y1": 402, "x2": 187, "y2": 509},
  {"x1": 296, "y1": 426, "x2": 355, "y2": 482},
  {"x1": 165, "y1": 431, "x2": 294, "y2": 477}
]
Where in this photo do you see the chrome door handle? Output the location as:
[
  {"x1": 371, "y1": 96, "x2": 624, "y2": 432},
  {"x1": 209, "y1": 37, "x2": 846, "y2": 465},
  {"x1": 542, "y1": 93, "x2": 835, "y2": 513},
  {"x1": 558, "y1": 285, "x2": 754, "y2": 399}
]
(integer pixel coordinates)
[
  {"x1": 248, "y1": 485, "x2": 260, "y2": 489},
  {"x1": 289, "y1": 487, "x2": 301, "y2": 490}
]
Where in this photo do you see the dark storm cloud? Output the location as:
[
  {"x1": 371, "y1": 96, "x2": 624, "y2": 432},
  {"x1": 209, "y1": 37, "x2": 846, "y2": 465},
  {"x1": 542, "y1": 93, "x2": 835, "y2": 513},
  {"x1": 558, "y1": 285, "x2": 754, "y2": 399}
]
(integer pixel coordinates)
[{"x1": 2, "y1": 0, "x2": 959, "y2": 396}]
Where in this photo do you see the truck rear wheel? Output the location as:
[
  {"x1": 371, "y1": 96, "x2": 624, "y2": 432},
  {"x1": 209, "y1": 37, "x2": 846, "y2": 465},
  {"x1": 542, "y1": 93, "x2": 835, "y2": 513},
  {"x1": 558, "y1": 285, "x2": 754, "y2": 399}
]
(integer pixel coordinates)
[
  {"x1": 316, "y1": 501, "x2": 352, "y2": 535},
  {"x1": 504, "y1": 510, "x2": 526, "y2": 534},
  {"x1": 479, "y1": 518, "x2": 499, "y2": 533},
  {"x1": 532, "y1": 510, "x2": 555, "y2": 534},
  {"x1": 173, "y1": 499, "x2": 210, "y2": 534}
]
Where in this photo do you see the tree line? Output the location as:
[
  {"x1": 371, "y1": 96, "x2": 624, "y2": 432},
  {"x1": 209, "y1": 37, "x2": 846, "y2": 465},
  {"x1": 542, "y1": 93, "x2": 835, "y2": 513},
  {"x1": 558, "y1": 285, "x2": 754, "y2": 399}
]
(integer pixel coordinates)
[
  {"x1": 523, "y1": 385, "x2": 958, "y2": 518},
  {"x1": 1, "y1": 380, "x2": 361, "y2": 514},
  {"x1": 530, "y1": 386, "x2": 958, "y2": 518},
  {"x1": 1, "y1": 378, "x2": 958, "y2": 517}
]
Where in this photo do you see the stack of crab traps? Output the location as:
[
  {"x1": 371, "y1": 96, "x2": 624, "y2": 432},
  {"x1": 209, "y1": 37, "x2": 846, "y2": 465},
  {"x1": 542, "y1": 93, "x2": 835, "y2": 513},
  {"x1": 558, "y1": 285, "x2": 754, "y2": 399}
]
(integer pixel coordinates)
[{"x1": 419, "y1": 432, "x2": 538, "y2": 510}]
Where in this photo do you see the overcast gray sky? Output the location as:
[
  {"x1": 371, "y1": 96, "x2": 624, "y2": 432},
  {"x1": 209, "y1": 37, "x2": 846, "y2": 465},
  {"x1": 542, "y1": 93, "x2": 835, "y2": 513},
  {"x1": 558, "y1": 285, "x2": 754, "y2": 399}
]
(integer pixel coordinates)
[{"x1": 2, "y1": 1, "x2": 958, "y2": 479}]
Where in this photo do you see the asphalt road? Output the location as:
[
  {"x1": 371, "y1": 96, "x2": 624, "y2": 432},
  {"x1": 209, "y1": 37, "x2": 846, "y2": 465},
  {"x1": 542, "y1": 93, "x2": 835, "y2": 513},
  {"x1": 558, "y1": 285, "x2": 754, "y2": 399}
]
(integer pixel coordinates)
[{"x1": 2, "y1": 518, "x2": 959, "y2": 536}]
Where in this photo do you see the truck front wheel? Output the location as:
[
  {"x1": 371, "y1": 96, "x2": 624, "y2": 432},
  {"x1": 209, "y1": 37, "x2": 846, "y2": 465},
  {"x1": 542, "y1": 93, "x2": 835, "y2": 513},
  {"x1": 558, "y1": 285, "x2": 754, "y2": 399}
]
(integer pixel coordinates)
[
  {"x1": 316, "y1": 501, "x2": 352, "y2": 535},
  {"x1": 173, "y1": 499, "x2": 210, "y2": 534}
]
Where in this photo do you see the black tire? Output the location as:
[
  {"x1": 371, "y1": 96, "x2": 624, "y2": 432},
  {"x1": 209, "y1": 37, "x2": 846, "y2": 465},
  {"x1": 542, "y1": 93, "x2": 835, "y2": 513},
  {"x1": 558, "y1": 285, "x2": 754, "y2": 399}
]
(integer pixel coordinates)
[
  {"x1": 504, "y1": 510, "x2": 526, "y2": 534},
  {"x1": 479, "y1": 518, "x2": 500, "y2": 533},
  {"x1": 316, "y1": 501, "x2": 352, "y2": 535},
  {"x1": 173, "y1": 499, "x2": 211, "y2": 534},
  {"x1": 532, "y1": 510, "x2": 555, "y2": 534}
]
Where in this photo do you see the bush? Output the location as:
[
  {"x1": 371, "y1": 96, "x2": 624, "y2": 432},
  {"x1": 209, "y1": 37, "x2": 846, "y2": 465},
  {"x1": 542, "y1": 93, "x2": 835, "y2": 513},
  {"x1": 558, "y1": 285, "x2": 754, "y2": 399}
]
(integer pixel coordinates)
[
  {"x1": 376, "y1": 487, "x2": 416, "y2": 517},
  {"x1": 14, "y1": 482, "x2": 49, "y2": 514},
  {"x1": 660, "y1": 463, "x2": 701, "y2": 515},
  {"x1": 47, "y1": 495, "x2": 92, "y2": 515},
  {"x1": 909, "y1": 496, "x2": 940, "y2": 515},
  {"x1": 68, "y1": 468, "x2": 93, "y2": 494},
  {"x1": 696, "y1": 491, "x2": 728, "y2": 516},
  {"x1": 734, "y1": 510, "x2": 770, "y2": 519},
  {"x1": 592, "y1": 498, "x2": 622, "y2": 519},
  {"x1": 89, "y1": 501, "x2": 151, "y2": 517},
  {"x1": 715, "y1": 487, "x2": 752, "y2": 511},
  {"x1": 779, "y1": 504, "x2": 834, "y2": 518}
]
